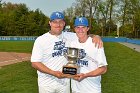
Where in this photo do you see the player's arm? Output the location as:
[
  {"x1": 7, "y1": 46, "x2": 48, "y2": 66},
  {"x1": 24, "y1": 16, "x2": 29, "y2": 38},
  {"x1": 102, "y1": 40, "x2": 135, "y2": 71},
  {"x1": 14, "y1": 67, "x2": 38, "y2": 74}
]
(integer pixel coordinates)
[
  {"x1": 68, "y1": 32, "x2": 103, "y2": 48},
  {"x1": 73, "y1": 66, "x2": 107, "y2": 81},
  {"x1": 91, "y1": 34, "x2": 103, "y2": 48},
  {"x1": 85, "y1": 66, "x2": 107, "y2": 77},
  {"x1": 31, "y1": 37, "x2": 66, "y2": 78},
  {"x1": 31, "y1": 62, "x2": 65, "y2": 78}
]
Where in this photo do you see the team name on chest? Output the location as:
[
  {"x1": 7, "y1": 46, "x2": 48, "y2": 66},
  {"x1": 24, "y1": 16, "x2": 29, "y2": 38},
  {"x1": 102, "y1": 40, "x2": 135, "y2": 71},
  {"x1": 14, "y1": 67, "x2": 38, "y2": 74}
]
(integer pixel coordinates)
[{"x1": 52, "y1": 41, "x2": 67, "y2": 57}]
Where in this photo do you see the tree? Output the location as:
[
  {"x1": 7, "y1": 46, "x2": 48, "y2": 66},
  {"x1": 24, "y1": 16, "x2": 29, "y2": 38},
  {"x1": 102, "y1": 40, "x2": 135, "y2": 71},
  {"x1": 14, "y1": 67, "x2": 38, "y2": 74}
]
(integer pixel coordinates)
[{"x1": 0, "y1": 2, "x2": 49, "y2": 36}]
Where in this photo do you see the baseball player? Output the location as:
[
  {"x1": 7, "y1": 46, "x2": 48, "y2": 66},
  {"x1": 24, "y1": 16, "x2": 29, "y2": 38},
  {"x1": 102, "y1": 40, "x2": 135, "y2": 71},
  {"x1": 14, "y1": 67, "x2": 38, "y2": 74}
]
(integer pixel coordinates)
[{"x1": 70, "y1": 17, "x2": 108, "y2": 93}]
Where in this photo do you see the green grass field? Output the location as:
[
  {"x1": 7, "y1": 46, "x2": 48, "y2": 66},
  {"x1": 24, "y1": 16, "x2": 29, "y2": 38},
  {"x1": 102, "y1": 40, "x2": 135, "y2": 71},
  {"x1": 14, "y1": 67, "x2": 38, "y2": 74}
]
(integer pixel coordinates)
[
  {"x1": 0, "y1": 41, "x2": 34, "y2": 53},
  {"x1": 0, "y1": 41, "x2": 140, "y2": 93},
  {"x1": 103, "y1": 42, "x2": 140, "y2": 93}
]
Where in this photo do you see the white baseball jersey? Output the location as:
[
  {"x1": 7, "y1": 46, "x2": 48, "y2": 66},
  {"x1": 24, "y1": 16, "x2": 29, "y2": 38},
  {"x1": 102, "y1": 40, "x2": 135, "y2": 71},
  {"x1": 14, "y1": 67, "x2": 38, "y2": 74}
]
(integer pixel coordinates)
[
  {"x1": 70, "y1": 37, "x2": 108, "y2": 93},
  {"x1": 31, "y1": 31, "x2": 77, "y2": 92}
]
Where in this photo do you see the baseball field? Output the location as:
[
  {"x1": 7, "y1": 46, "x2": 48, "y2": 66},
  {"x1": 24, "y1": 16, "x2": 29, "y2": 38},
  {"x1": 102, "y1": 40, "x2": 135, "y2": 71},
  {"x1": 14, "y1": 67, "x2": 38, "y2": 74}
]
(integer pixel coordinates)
[{"x1": 0, "y1": 41, "x2": 140, "y2": 93}]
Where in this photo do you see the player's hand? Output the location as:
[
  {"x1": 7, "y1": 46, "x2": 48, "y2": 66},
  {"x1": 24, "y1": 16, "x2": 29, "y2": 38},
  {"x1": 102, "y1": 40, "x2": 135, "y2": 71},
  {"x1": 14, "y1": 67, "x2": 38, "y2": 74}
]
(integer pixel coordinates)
[
  {"x1": 52, "y1": 71, "x2": 64, "y2": 79},
  {"x1": 73, "y1": 75, "x2": 80, "y2": 80},
  {"x1": 73, "y1": 73, "x2": 87, "y2": 81},
  {"x1": 61, "y1": 74, "x2": 73, "y2": 78},
  {"x1": 92, "y1": 35, "x2": 103, "y2": 48}
]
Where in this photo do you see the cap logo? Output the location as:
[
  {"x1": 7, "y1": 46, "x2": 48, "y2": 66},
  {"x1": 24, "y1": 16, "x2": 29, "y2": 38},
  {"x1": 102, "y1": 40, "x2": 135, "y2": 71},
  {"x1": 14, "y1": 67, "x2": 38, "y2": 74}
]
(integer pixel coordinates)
[
  {"x1": 79, "y1": 18, "x2": 84, "y2": 23},
  {"x1": 56, "y1": 13, "x2": 61, "y2": 18}
]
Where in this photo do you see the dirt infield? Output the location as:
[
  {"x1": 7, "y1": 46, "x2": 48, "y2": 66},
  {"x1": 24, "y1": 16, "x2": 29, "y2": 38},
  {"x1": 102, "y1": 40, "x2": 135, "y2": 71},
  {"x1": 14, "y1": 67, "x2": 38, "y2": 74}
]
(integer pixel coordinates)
[{"x1": 0, "y1": 52, "x2": 31, "y2": 67}]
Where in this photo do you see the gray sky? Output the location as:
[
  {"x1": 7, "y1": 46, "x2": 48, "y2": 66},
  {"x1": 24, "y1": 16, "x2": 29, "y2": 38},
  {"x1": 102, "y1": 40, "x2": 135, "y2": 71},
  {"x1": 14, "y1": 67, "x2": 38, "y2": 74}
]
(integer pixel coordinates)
[{"x1": 2, "y1": 0, "x2": 75, "y2": 17}]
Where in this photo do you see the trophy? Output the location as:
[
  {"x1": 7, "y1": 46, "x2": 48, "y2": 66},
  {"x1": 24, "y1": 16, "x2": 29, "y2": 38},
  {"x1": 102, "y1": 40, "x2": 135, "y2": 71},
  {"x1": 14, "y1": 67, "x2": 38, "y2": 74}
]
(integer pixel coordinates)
[{"x1": 62, "y1": 47, "x2": 80, "y2": 75}]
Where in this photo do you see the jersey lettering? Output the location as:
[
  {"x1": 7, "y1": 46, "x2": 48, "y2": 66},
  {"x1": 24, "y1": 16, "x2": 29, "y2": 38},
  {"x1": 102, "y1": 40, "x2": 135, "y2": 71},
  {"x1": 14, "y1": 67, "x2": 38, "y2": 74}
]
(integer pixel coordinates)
[
  {"x1": 52, "y1": 41, "x2": 67, "y2": 57},
  {"x1": 79, "y1": 49, "x2": 86, "y2": 59},
  {"x1": 77, "y1": 60, "x2": 88, "y2": 67},
  {"x1": 77, "y1": 49, "x2": 88, "y2": 67}
]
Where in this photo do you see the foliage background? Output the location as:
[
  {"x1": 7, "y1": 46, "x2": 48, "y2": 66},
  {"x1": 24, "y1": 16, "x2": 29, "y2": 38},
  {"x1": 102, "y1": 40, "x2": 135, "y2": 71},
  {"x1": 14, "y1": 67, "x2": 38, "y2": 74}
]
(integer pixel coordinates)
[{"x1": 0, "y1": 0, "x2": 140, "y2": 38}]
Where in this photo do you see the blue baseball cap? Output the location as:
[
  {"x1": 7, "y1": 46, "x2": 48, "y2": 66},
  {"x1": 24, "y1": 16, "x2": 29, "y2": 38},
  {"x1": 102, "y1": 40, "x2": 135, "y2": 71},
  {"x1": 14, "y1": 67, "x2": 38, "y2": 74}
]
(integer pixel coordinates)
[
  {"x1": 50, "y1": 11, "x2": 64, "y2": 21},
  {"x1": 74, "y1": 17, "x2": 88, "y2": 27}
]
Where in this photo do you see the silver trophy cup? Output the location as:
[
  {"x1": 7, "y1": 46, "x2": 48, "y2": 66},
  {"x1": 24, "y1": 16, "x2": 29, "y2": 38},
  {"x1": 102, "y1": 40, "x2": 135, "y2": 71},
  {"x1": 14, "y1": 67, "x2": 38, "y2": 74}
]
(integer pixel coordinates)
[{"x1": 62, "y1": 47, "x2": 80, "y2": 75}]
